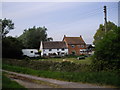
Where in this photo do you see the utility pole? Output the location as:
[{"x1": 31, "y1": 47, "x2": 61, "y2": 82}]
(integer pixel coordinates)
[{"x1": 104, "y1": 6, "x2": 107, "y2": 33}]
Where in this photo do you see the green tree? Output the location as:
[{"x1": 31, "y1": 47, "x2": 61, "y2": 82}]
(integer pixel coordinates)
[
  {"x1": 0, "y1": 18, "x2": 14, "y2": 38},
  {"x1": 18, "y1": 26, "x2": 53, "y2": 49},
  {"x1": 2, "y1": 36, "x2": 23, "y2": 58},
  {"x1": 93, "y1": 21, "x2": 117, "y2": 45},
  {"x1": 92, "y1": 26, "x2": 120, "y2": 71}
]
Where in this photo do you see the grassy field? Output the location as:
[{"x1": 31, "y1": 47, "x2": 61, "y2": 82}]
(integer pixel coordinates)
[
  {"x1": 2, "y1": 72, "x2": 26, "y2": 89},
  {"x1": 2, "y1": 64, "x2": 120, "y2": 87},
  {"x1": 3, "y1": 58, "x2": 91, "y2": 72},
  {"x1": 35, "y1": 57, "x2": 92, "y2": 65}
]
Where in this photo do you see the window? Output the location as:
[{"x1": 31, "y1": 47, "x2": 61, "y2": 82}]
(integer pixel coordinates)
[
  {"x1": 57, "y1": 49, "x2": 59, "y2": 51},
  {"x1": 71, "y1": 45, "x2": 75, "y2": 48},
  {"x1": 49, "y1": 49, "x2": 52, "y2": 51},
  {"x1": 43, "y1": 54, "x2": 46, "y2": 56},
  {"x1": 35, "y1": 52, "x2": 39, "y2": 54},
  {"x1": 31, "y1": 51, "x2": 33, "y2": 53},
  {"x1": 43, "y1": 50, "x2": 45, "y2": 52},
  {"x1": 62, "y1": 48, "x2": 64, "y2": 51},
  {"x1": 80, "y1": 49, "x2": 87, "y2": 54}
]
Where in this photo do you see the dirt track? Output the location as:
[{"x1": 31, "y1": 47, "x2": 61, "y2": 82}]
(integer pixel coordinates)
[{"x1": 3, "y1": 70, "x2": 116, "y2": 88}]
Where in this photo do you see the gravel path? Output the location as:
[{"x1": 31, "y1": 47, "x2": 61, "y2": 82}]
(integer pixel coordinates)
[{"x1": 3, "y1": 70, "x2": 115, "y2": 88}]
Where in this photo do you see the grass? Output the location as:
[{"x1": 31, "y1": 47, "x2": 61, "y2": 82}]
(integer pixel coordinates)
[
  {"x1": 2, "y1": 64, "x2": 120, "y2": 87},
  {"x1": 3, "y1": 58, "x2": 91, "y2": 72},
  {"x1": 35, "y1": 57, "x2": 92, "y2": 65},
  {"x1": 2, "y1": 72, "x2": 27, "y2": 89}
]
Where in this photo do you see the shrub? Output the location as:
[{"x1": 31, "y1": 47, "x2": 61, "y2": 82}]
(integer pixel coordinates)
[
  {"x1": 92, "y1": 27, "x2": 120, "y2": 71},
  {"x1": 3, "y1": 59, "x2": 90, "y2": 72},
  {"x1": 2, "y1": 36, "x2": 23, "y2": 59}
]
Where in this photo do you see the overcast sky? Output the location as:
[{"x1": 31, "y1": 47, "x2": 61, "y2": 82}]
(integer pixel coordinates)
[{"x1": 2, "y1": 2, "x2": 118, "y2": 44}]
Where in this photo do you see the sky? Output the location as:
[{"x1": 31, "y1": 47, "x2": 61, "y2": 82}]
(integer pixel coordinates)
[{"x1": 2, "y1": 2, "x2": 118, "y2": 44}]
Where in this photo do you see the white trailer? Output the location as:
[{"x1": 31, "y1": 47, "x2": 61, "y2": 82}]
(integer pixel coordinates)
[{"x1": 22, "y1": 49, "x2": 39, "y2": 57}]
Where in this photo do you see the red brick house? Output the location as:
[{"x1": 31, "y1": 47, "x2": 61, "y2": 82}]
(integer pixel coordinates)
[{"x1": 63, "y1": 35, "x2": 87, "y2": 55}]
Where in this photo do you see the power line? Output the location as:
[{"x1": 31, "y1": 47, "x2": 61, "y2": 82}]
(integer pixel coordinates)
[{"x1": 75, "y1": 6, "x2": 117, "y2": 22}]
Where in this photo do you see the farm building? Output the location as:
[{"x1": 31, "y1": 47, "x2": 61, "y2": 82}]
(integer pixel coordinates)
[
  {"x1": 63, "y1": 35, "x2": 87, "y2": 55},
  {"x1": 40, "y1": 41, "x2": 68, "y2": 57},
  {"x1": 39, "y1": 35, "x2": 89, "y2": 57},
  {"x1": 22, "y1": 35, "x2": 94, "y2": 57}
]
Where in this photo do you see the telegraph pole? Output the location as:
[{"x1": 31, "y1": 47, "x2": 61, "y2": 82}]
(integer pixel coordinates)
[{"x1": 104, "y1": 6, "x2": 107, "y2": 33}]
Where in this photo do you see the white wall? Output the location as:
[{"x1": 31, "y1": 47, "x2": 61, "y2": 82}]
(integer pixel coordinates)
[
  {"x1": 22, "y1": 49, "x2": 39, "y2": 57},
  {"x1": 39, "y1": 41, "x2": 44, "y2": 56},
  {"x1": 42, "y1": 49, "x2": 68, "y2": 56}
]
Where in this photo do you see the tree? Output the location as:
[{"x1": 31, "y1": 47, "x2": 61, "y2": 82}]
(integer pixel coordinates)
[
  {"x1": 2, "y1": 36, "x2": 23, "y2": 58},
  {"x1": 47, "y1": 37, "x2": 53, "y2": 41},
  {"x1": 0, "y1": 20, "x2": 2, "y2": 42},
  {"x1": 18, "y1": 26, "x2": 53, "y2": 49},
  {"x1": 92, "y1": 26, "x2": 120, "y2": 71},
  {"x1": 93, "y1": 21, "x2": 117, "y2": 45},
  {"x1": 0, "y1": 18, "x2": 14, "y2": 38}
]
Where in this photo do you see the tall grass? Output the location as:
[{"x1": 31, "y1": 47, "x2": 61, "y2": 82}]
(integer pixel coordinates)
[
  {"x1": 3, "y1": 59, "x2": 90, "y2": 72},
  {"x1": 3, "y1": 64, "x2": 120, "y2": 87},
  {"x1": 2, "y1": 72, "x2": 27, "y2": 89}
]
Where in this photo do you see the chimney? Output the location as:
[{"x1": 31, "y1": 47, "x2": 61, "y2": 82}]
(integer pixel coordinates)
[
  {"x1": 64, "y1": 35, "x2": 66, "y2": 38},
  {"x1": 63, "y1": 35, "x2": 66, "y2": 41},
  {"x1": 80, "y1": 35, "x2": 82, "y2": 37}
]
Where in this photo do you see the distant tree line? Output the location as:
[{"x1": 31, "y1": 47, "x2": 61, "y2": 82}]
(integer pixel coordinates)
[
  {"x1": 18, "y1": 26, "x2": 53, "y2": 49},
  {"x1": 1, "y1": 18, "x2": 53, "y2": 58}
]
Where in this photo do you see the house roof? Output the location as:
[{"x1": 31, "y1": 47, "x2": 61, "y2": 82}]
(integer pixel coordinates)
[
  {"x1": 63, "y1": 36, "x2": 86, "y2": 45},
  {"x1": 43, "y1": 41, "x2": 67, "y2": 49},
  {"x1": 86, "y1": 44, "x2": 91, "y2": 48},
  {"x1": 86, "y1": 44, "x2": 95, "y2": 49}
]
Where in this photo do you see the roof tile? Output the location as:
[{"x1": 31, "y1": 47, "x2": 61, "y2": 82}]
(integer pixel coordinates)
[
  {"x1": 63, "y1": 37, "x2": 86, "y2": 45},
  {"x1": 43, "y1": 41, "x2": 67, "y2": 49}
]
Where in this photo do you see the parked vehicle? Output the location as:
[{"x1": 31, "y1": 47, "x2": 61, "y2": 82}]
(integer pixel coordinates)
[
  {"x1": 77, "y1": 56, "x2": 85, "y2": 60},
  {"x1": 22, "y1": 49, "x2": 39, "y2": 57}
]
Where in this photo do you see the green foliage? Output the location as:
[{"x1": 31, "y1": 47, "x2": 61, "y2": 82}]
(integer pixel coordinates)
[
  {"x1": 0, "y1": 18, "x2": 14, "y2": 38},
  {"x1": 93, "y1": 21, "x2": 117, "y2": 45},
  {"x1": 2, "y1": 36, "x2": 23, "y2": 58},
  {"x1": 37, "y1": 57, "x2": 92, "y2": 64},
  {"x1": 18, "y1": 26, "x2": 53, "y2": 49},
  {"x1": 2, "y1": 73, "x2": 26, "y2": 89},
  {"x1": 95, "y1": 27, "x2": 120, "y2": 60},
  {"x1": 3, "y1": 58, "x2": 90, "y2": 72},
  {"x1": 92, "y1": 25, "x2": 120, "y2": 71},
  {"x1": 3, "y1": 64, "x2": 120, "y2": 87}
]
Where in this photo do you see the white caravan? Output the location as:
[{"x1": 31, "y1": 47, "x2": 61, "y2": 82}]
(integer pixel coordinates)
[{"x1": 22, "y1": 49, "x2": 39, "y2": 57}]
